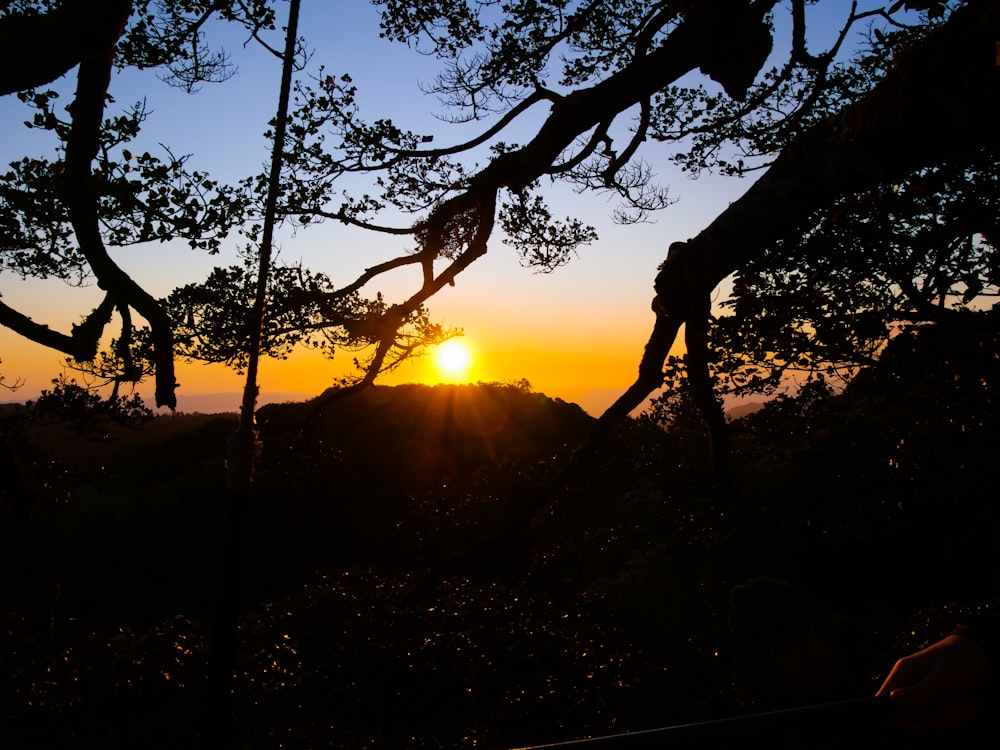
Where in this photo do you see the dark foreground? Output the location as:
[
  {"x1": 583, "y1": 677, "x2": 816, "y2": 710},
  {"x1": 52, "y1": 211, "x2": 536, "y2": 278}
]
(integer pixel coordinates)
[{"x1": 1, "y1": 325, "x2": 999, "y2": 748}]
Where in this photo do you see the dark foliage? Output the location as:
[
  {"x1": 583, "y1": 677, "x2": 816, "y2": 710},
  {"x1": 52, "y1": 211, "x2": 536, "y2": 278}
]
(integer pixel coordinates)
[
  {"x1": 26, "y1": 376, "x2": 153, "y2": 435},
  {"x1": 2, "y1": 333, "x2": 999, "y2": 748},
  {"x1": 707, "y1": 153, "x2": 1000, "y2": 398}
]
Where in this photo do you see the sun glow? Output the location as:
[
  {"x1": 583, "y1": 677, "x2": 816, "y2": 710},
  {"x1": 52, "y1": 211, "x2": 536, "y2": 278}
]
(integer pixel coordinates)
[{"x1": 433, "y1": 339, "x2": 473, "y2": 381}]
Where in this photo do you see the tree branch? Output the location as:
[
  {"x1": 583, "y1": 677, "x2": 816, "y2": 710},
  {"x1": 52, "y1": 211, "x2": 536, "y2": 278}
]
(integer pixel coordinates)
[
  {"x1": 597, "y1": 0, "x2": 1000, "y2": 455},
  {"x1": 0, "y1": 0, "x2": 132, "y2": 96},
  {"x1": 0, "y1": 293, "x2": 114, "y2": 361},
  {"x1": 63, "y1": 52, "x2": 178, "y2": 408}
]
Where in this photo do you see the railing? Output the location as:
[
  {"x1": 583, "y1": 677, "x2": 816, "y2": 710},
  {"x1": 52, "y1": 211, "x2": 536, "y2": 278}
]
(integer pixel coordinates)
[{"x1": 507, "y1": 696, "x2": 893, "y2": 749}]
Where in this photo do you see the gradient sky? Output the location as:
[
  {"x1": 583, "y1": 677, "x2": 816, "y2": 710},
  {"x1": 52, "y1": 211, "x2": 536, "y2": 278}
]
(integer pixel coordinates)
[{"x1": 0, "y1": 1, "x2": 883, "y2": 415}]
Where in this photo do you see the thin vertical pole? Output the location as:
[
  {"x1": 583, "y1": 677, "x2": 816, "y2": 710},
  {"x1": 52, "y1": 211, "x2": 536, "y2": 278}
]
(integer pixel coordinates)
[{"x1": 201, "y1": 1, "x2": 302, "y2": 746}]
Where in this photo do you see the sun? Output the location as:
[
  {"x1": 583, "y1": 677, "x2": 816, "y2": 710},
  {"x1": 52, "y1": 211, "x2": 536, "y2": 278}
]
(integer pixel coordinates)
[{"x1": 434, "y1": 339, "x2": 473, "y2": 381}]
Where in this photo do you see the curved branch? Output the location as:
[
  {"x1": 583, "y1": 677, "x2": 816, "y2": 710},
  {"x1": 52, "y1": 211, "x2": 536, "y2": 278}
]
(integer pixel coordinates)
[
  {"x1": 469, "y1": 16, "x2": 711, "y2": 194},
  {"x1": 594, "y1": 0, "x2": 1000, "y2": 455},
  {"x1": 549, "y1": 118, "x2": 612, "y2": 175},
  {"x1": 0, "y1": 294, "x2": 114, "y2": 361},
  {"x1": 63, "y1": 53, "x2": 178, "y2": 408},
  {"x1": 390, "y1": 86, "x2": 561, "y2": 162},
  {"x1": 306, "y1": 207, "x2": 422, "y2": 235},
  {"x1": 361, "y1": 191, "x2": 496, "y2": 383},
  {"x1": 329, "y1": 250, "x2": 434, "y2": 299},
  {"x1": 633, "y1": 4, "x2": 682, "y2": 58},
  {"x1": 0, "y1": 0, "x2": 132, "y2": 96},
  {"x1": 791, "y1": 0, "x2": 837, "y2": 67}
]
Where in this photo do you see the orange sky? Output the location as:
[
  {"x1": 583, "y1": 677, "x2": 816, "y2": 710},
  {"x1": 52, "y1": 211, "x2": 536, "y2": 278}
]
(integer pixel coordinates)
[{"x1": 0, "y1": 251, "x2": 678, "y2": 416}]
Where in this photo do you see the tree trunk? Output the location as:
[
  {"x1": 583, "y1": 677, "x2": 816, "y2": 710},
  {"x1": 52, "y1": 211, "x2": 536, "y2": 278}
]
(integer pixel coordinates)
[{"x1": 200, "y1": 1, "x2": 301, "y2": 746}]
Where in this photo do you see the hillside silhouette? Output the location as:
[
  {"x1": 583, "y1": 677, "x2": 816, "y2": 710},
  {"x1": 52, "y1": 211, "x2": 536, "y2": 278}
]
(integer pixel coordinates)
[{"x1": 1, "y1": 324, "x2": 998, "y2": 749}]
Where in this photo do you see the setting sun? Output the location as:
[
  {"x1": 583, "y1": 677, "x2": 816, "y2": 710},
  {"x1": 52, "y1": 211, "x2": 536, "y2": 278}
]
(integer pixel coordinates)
[{"x1": 434, "y1": 339, "x2": 473, "y2": 381}]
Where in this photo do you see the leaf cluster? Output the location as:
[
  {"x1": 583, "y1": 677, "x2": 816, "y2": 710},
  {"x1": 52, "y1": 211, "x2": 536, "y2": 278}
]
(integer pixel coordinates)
[
  {"x1": 26, "y1": 375, "x2": 153, "y2": 433},
  {"x1": 165, "y1": 256, "x2": 455, "y2": 376},
  {"x1": 707, "y1": 152, "x2": 1000, "y2": 398},
  {"x1": 271, "y1": 66, "x2": 600, "y2": 274},
  {"x1": 379, "y1": 1, "x2": 680, "y2": 111},
  {"x1": 117, "y1": 0, "x2": 278, "y2": 90},
  {"x1": 653, "y1": 6, "x2": 944, "y2": 177},
  {"x1": 0, "y1": 92, "x2": 249, "y2": 290}
]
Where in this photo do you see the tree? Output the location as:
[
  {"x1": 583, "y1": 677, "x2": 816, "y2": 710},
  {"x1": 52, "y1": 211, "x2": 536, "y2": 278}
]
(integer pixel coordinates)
[
  {"x1": 4, "y1": 0, "x2": 995, "y2": 558},
  {"x1": 1, "y1": 1, "x2": 466, "y2": 407},
  {"x1": 164, "y1": 256, "x2": 451, "y2": 378},
  {"x1": 590, "y1": 1, "x2": 1000, "y2": 471},
  {"x1": 0, "y1": 1, "x2": 278, "y2": 407},
  {"x1": 156, "y1": 0, "x2": 992, "y2": 499},
  {"x1": 8, "y1": 1, "x2": 985, "y2": 424},
  {"x1": 643, "y1": 150, "x2": 1000, "y2": 433},
  {"x1": 705, "y1": 155, "x2": 1000, "y2": 400},
  {"x1": 200, "y1": 2, "x2": 301, "y2": 743},
  {"x1": 318, "y1": 0, "x2": 995, "y2": 493}
]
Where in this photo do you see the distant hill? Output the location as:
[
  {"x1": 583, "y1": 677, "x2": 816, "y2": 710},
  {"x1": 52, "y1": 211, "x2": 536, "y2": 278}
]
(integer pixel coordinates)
[
  {"x1": 726, "y1": 401, "x2": 765, "y2": 420},
  {"x1": 256, "y1": 381, "x2": 595, "y2": 492}
]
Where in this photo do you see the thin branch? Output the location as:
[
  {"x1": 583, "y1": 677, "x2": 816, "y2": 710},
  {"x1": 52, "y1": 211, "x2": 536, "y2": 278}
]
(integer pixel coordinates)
[
  {"x1": 550, "y1": 119, "x2": 612, "y2": 175},
  {"x1": 604, "y1": 97, "x2": 651, "y2": 185},
  {"x1": 388, "y1": 86, "x2": 562, "y2": 163}
]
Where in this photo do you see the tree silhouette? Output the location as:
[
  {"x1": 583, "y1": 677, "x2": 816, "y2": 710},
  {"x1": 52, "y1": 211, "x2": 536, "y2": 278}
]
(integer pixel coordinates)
[
  {"x1": 324, "y1": 1, "x2": 997, "y2": 493},
  {"x1": 200, "y1": 5, "x2": 300, "y2": 744},
  {"x1": 586, "y1": 1, "x2": 1000, "y2": 480},
  {"x1": 702, "y1": 156, "x2": 1000, "y2": 401},
  {"x1": 139, "y1": 0, "x2": 994, "y2": 519},
  {"x1": 0, "y1": 2, "x2": 277, "y2": 407},
  {"x1": 9, "y1": 2, "x2": 993, "y2": 427},
  {"x1": 4, "y1": 1, "x2": 997, "y2": 548},
  {"x1": 0, "y1": 1, "x2": 457, "y2": 406}
]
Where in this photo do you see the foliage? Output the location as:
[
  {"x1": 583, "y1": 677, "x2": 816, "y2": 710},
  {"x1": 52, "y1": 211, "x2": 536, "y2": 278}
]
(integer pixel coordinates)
[
  {"x1": 275, "y1": 66, "x2": 599, "y2": 271},
  {"x1": 117, "y1": 0, "x2": 277, "y2": 90},
  {"x1": 163, "y1": 255, "x2": 454, "y2": 375},
  {"x1": 364, "y1": 1, "x2": 996, "y2": 419},
  {"x1": 0, "y1": 2, "x2": 284, "y2": 405},
  {"x1": 26, "y1": 375, "x2": 153, "y2": 433},
  {"x1": 4, "y1": 88, "x2": 250, "y2": 264},
  {"x1": 373, "y1": 1, "x2": 943, "y2": 187},
  {"x1": 706, "y1": 152, "x2": 1000, "y2": 398},
  {"x1": 3, "y1": 342, "x2": 999, "y2": 746},
  {"x1": 0, "y1": 1, "x2": 453, "y2": 395},
  {"x1": 656, "y1": 6, "x2": 946, "y2": 177}
]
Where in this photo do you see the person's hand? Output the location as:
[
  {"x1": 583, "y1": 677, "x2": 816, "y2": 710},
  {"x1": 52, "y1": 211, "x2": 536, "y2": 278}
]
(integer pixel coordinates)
[{"x1": 877, "y1": 633, "x2": 993, "y2": 731}]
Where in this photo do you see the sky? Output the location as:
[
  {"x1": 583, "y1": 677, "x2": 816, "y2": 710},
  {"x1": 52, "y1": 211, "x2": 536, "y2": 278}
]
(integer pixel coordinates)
[{"x1": 0, "y1": 1, "x2": 881, "y2": 416}]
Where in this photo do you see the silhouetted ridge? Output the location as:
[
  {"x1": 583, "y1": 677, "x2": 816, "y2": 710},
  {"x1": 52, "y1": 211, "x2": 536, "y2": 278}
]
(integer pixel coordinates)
[{"x1": 257, "y1": 382, "x2": 593, "y2": 491}]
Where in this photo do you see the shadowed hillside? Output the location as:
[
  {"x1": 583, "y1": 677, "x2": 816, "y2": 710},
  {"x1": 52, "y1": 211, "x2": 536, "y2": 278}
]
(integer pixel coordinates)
[
  {"x1": 257, "y1": 381, "x2": 593, "y2": 491},
  {"x1": 1, "y1": 340, "x2": 998, "y2": 749}
]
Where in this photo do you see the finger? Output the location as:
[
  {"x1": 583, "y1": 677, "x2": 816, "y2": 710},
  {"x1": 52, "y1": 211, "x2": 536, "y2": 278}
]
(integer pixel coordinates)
[
  {"x1": 887, "y1": 661, "x2": 955, "y2": 710},
  {"x1": 877, "y1": 656, "x2": 930, "y2": 700}
]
